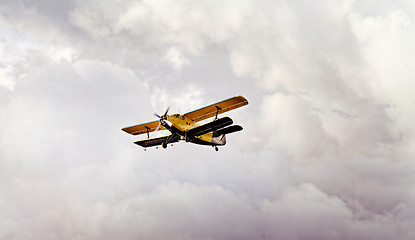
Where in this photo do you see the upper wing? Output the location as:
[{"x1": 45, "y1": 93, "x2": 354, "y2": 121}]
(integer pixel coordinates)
[
  {"x1": 183, "y1": 95, "x2": 248, "y2": 122},
  {"x1": 121, "y1": 120, "x2": 164, "y2": 136}
]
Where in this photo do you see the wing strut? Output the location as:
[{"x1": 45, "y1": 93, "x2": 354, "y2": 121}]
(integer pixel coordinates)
[
  {"x1": 215, "y1": 106, "x2": 221, "y2": 120},
  {"x1": 145, "y1": 126, "x2": 150, "y2": 138}
]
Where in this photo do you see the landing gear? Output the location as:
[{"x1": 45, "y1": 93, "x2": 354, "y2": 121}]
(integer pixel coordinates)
[{"x1": 162, "y1": 141, "x2": 167, "y2": 149}]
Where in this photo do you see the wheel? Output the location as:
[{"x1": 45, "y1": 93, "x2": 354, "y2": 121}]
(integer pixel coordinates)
[
  {"x1": 162, "y1": 142, "x2": 167, "y2": 149},
  {"x1": 215, "y1": 146, "x2": 218, "y2": 151}
]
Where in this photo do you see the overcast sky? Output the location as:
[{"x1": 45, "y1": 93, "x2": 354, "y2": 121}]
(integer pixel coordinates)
[{"x1": 1, "y1": 0, "x2": 415, "y2": 239}]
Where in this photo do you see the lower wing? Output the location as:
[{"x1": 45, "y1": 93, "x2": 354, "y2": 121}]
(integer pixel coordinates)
[
  {"x1": 216, "y1": 125, "x2": 243, "y2": 135},
  {"x1": 134, "y1": 134, "x2": 179, "y2": 148},
  {"x1": 187, "y1": 117, "x2": 233, "y2": 137}
]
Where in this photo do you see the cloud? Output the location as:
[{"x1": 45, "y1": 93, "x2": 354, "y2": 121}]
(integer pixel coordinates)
[
  {"x1": 0, "y1": 2, "x2": 79, "y2": 90},
  {"x1": 1, "y1": 0, "x2": 415, "y2": 239}
]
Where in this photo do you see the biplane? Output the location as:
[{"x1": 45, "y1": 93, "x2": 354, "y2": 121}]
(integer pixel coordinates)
[{"x1": 122, "y1": 95, "x2": 248, "y2": 151}]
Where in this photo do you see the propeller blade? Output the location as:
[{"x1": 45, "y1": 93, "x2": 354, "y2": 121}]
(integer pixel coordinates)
[
  {"x1": 164, "y1": 106, "x2": 170, "y2": 116},
  {"x1": 155, "y1": 106, "x2": 169, "y2": 119},
  {"x1": 154, "y1": 121, "x2": 161, "y2": 132},
  {"x1": 149, "y1": 121, "x2": 162, "y2": 138}
]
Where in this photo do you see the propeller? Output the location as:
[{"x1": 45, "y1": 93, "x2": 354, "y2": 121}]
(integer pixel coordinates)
[
  {"x1": 151, "y1": 107, "x2": 170, "y2": 137},
  {"x1": 154, "y1": 106, "x2": 170, "y2": 121}
]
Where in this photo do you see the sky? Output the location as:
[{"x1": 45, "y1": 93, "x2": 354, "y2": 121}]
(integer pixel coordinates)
[{"x1": 1, "y1": 0, "x2": 415, "y2": 239}]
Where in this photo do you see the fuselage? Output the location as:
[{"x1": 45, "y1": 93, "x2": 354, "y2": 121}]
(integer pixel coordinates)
[{"x1": 162, "y1": 114, "x2": 226, "y2": 146}]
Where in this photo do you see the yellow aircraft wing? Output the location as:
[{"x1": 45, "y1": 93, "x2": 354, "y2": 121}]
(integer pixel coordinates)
[
  {"x1": 183, "y1": 95, "x2": 248, "y2": 122},
  {"x1": 121, "y1": 120, "x2": 164, "y2": 136}
]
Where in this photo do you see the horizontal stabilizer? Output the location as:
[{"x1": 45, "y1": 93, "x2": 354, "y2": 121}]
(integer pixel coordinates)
[
  {"x1": 188, "y1": 117, "x2": 233, "y2": 137},
  {"x1": 216, "y1": 125, "x2": 243, "y2": 135}
]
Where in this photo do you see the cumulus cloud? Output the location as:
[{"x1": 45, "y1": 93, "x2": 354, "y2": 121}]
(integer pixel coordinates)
[{"x1": 1, "y1": 0, "x2": 415, "y2": 239}]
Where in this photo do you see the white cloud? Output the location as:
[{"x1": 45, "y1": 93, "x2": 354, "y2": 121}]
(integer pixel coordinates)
[
  {"x1": 0, "y1": 3, "x2": 79, "y2": 90},
  {"x1": 163, "y1": 47, "x2": 188, "y2": 70}
]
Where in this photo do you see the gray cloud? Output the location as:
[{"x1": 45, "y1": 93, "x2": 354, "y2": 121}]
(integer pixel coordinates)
[{"x1": 1, "y1": 0, "x2": 415, "y2": 239}]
